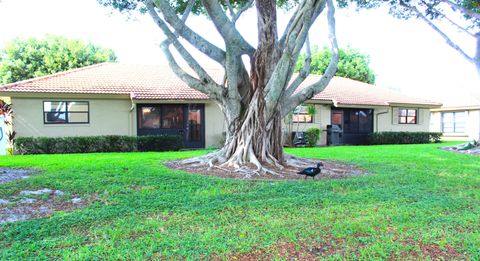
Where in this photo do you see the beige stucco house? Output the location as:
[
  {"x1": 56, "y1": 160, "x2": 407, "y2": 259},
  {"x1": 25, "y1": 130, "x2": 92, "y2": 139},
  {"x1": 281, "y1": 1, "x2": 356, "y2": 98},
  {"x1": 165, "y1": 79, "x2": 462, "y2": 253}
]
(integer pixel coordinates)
[
  {"x1": 430, "y1": 89, "x2": 480, "y2": 141},
  {"x1": 0, "y1": 63, "x2": 441, "y2": 148}
]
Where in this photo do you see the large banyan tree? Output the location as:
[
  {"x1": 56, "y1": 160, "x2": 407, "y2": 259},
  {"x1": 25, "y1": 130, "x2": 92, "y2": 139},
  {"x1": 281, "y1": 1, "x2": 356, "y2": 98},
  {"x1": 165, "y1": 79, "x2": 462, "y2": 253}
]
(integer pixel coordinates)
[{"x1": 99, "y1": 0, "x2": 341, "y2": 174}]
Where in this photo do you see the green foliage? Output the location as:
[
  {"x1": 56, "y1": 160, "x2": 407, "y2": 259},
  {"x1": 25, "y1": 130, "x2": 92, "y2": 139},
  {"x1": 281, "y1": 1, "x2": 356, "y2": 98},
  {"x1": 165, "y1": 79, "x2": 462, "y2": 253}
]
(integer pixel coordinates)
[
  {"x1": 306, "y1": 104, "x2": 316, "y2": 117},
  {"x1": 305, "y1": 127, "x2": 321, "y2": 147},
  {"x1": 368, "y1": 132, "x2": 442, "y2": 145},
  {"x1": 296, "y1": 46, "x2": 376, "y2": 84},
  {"x1": 0, "y1": 35, "x2": 117, "y2": 84},
  {"x1": 0, "y1": 143, "x2": 478, "y2": 259},
  {"x1": 97, "y1": 0, "x2": 299, "y2": 15},
  {"x1": 137, "y1": 135, "x2": 184, "y2": 152},
  {"x1": 14, "y1": 135, "x2": 183, "y2": 154}
]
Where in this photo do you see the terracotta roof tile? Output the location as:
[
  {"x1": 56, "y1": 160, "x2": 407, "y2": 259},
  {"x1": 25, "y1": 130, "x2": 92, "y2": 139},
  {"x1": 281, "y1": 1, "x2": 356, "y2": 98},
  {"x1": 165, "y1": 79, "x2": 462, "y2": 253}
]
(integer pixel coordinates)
[{"x1": 0, "y1": 63, "x2": 441, "y2": 107}]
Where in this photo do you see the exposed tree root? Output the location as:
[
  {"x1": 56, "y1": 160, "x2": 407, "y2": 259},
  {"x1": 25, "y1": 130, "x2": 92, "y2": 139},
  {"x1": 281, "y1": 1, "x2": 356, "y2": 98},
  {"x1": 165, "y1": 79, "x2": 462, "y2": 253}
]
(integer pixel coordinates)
[{"x1": 166, "y1": 153, "x2": 368, "y2": 180}]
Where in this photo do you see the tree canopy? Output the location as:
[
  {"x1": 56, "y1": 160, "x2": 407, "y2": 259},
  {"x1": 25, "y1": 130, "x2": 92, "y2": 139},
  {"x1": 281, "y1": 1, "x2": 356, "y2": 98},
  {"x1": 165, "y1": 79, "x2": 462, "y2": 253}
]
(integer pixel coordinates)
[
  {"x1": 0, "y1": 35, "x2": 117, "y2": 84},
  {"x1": 296, "y1": 46, "x2": 375, "y2": 84}
]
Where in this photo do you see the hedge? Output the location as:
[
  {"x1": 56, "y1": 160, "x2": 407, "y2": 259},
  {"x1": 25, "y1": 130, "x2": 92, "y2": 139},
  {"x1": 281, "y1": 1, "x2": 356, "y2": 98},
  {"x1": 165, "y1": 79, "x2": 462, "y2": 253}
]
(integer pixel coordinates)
[
  {"x1": 368, "y1": 132, "x2": 442, "y2": 145},
  {"x1": 15, "y1": 135, "x2": 184, "y2": 155}
]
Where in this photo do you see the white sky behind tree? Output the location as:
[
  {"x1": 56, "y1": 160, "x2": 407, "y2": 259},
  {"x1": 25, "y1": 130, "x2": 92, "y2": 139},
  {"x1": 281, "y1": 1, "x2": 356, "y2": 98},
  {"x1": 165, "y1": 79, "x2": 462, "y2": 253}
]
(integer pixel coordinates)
[{"x1": 0, "y1": 0, "x2": 478, "y2": 103}]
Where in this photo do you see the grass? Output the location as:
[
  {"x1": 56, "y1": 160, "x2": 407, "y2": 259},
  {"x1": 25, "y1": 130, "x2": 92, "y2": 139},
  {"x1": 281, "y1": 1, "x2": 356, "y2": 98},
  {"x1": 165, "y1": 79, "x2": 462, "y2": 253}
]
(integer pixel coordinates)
[{"x1": 0, "y1": 142, "x2": 479, "y2": 260}]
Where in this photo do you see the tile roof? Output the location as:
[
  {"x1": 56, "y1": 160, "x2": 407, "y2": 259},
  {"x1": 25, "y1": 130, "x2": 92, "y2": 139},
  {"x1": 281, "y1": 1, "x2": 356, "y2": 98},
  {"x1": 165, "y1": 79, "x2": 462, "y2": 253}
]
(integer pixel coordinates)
[{"x1": 0, "y1": 63, "x2": 441, "y2": 107}]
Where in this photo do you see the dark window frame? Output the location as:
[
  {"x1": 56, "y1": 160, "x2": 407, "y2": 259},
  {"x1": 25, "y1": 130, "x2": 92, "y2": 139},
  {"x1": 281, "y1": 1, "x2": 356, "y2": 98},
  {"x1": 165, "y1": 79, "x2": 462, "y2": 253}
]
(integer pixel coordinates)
[
  {"x1": 137, "y1": 104, "x2": 185, "y2": 130},
  {"x1": 341, "y1": 108, "x2": 374, "y2": 134},
  {"x1": 292, "y1": 105, "x2": 314, "y2": 123},
  {"x1": 441, "y1": 111, "x2": 466, "y2": 134},
  {"x1": 398, "y1": 109, "x2": 417, "y2": 124},
  {"x1": 43, "y1": 101, "x2": 90, "y2": 124}
]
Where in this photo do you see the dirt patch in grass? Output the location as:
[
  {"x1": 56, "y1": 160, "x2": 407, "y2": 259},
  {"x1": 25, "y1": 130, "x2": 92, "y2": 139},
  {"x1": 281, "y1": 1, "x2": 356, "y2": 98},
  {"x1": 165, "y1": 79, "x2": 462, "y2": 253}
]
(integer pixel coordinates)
[
  {"x1": 165, "y1": 157, "x2": 367, "y2": 180},
  {"x1": 400, "y1": 240, "x2": 463, "y2": 260},
  {"x1": 215, "y1": 238, "x2": 352, "y2": 260},
  {"x1": 0, "y1": 189, "x2": 87, "y2": 224},
  {"x1": 0, "y1": 168, "x2": 38, "y2": 184},
  {"x1": 215, "y1": 238, "x2": 463, "y2": 260}
]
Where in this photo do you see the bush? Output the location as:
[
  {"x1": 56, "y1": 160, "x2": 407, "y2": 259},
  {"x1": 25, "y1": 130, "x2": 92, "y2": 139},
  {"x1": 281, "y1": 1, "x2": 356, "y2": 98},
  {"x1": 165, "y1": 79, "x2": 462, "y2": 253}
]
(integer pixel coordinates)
[
  {"x1": 368, "y1": 132, "x2": 443, "y2": 145},
  {"x1": 15, "y1": 135, "x2": 183, "y2": 155},
  {"x1": 137, "y1": 135, "x2": 183, "y2": 152},
  {"x1": 305, "y1": 127, "x2": 321, "y2": 147}
]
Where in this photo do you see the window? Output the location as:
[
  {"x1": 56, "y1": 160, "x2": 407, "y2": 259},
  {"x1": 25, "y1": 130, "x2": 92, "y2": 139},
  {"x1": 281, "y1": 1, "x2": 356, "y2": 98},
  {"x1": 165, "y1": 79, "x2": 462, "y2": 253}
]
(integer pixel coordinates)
[
  {"x1": 398, "y1": 109, "x2": 417, "y2": 124},
  {"x1": 138, "y1": 104, "x2": 184, "y2": 129},
  {"x1": 292, "y1": 105, "x2": 313, "y2": 123},
  {"x1": 43, "y1": 101, "x2": 89, "y2": 124},
  {"x1": 331, "y1": 110, "x2": 343, "y2": 126},
  {"x1": 139, "y1": 106, "x2": 161, "y2": 129},
  {"x1": 343, "y1": 109, "x2": 373, "y2": 133},
  {"x1": 442, "y1": 112, "x2": 465, "y2": 134},
  {"x1": 162, "y1": 105, "x2": 184, "y2": 129}
]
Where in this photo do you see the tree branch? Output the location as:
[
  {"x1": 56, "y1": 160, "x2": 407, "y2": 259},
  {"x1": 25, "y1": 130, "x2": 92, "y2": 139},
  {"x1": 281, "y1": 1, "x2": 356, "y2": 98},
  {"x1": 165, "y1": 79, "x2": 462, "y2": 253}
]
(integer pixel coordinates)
[
  {"x1": 181, "y1": 0, "x2": 195, "y2": 22},
  {"x1": 439, "y1": 0, "x2": 480, "y2": 20},
  {"x1": 146, "y1": 1, "x2": 223, "y2": 100},
  {"x1": 279, "y1": 0, "x2": 306, "y2": 49},
  {"x1": 151, "y1": 0, "x2": 226, "y2": 65},
  {"x1": 201, "y1": 0, "x2": 255, "y2": 56},
  {"x1": 281, "y1": 0, "x2": 339, "y2": 117},
  {"x1": 406, "y1": 3, "x2": 474, "y2": 63},
  {"x1": 284, "y1": 33, "x2": 312, "y2": 98},
  {"x1": 264, "y1": 0, "x2": 326, "y2": 114},
  {"x1": 420, "y1": 0, "x2": 476, "y2": 37},
  {"x1": 475, "y1": 32, "x2": 480, "y2": 76},
  {"x1": 231, "y1": 0, "x2": 254, "y2": 24},
  {"x1": 161, "y1": 41, "x2": 221, "y2": 100}
]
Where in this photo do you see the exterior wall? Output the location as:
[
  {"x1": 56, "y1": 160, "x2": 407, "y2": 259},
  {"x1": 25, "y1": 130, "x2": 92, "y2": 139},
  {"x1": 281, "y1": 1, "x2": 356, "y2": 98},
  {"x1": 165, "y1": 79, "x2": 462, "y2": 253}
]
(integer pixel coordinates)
[
  {"x1": 12, "y1": 97, "x2": 134, "y2": 137},
  {"x1": 430, "y1": 109, "x2": 480, "y2": 141},
  {"x1": 12, "y1": 97, "x2": 226, "y2": 148},
  {"x1": 284, "y1": 104, "x2": 331, "y2": 146},
  {"x1": 376, "y1": 107, "x2": 431, "y2": 132},
  {"x1": 204, "y1": 102, "x2": 226, "y2": 148},
  {"x1": 9, "y1": 95, "x2": 439, "y2": 148},
  {"x1": 291, "y1": 105, "x2": 432, "y2": 146}
]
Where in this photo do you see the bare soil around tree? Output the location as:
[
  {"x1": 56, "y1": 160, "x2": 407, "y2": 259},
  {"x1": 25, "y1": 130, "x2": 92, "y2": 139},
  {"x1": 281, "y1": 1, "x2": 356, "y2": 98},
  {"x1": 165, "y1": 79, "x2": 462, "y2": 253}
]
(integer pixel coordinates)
[{"x1": 165, "y1": 156, "x2": 368, "y2": 180}]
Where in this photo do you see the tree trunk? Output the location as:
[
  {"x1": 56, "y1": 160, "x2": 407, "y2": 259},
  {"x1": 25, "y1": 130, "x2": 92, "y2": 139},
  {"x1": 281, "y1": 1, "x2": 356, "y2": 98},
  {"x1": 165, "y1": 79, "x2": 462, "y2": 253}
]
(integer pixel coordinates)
[
  {"x1": 149, "y1": 0, "x2": 339, "y2": 175},
  {"x1": 215, "y1": 0, "x2": 283, "y2": 173},
  {"x1": 218, "y1": 89, "x2": 284, "y2": 172}
]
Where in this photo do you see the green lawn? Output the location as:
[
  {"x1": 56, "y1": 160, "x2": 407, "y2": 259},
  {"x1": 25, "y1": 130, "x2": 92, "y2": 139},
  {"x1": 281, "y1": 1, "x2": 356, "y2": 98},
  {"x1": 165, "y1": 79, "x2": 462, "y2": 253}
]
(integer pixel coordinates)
[{"x1": 0, "y1": 143, "x2": 479, "y2": 260}]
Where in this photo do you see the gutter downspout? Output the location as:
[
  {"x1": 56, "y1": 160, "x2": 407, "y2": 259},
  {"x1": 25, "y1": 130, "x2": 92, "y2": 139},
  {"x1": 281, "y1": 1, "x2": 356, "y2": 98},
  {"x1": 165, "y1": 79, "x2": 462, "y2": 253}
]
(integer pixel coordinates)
[
  {"x1": 375, "y1": 109, "x2": 390, "y2": 132},
  {"x1": 129, "y1": 93, "x2": 136, "y2": 136}
]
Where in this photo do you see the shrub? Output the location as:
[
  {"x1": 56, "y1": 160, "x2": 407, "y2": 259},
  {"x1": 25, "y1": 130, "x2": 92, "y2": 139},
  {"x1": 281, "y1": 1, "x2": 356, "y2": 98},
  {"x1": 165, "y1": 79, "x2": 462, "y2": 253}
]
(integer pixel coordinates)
[
  {"x1": 15, "y1": 135, "x2": 183, "y2": 155},
  {"x1": 305, "y1": 127, "x2": 321, "y2": 147},
  {"x1": 368, "y1": 132, "x2": 443, "y2": 145},
  {"x1": 137, "y1": 135, "x2": 183, "y2": 152}
]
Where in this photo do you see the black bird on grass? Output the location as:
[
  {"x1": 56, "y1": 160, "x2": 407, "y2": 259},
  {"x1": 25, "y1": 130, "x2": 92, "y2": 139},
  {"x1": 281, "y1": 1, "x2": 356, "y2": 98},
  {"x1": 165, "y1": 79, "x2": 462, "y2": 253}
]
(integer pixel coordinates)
[{"x1": 297, "y1": 162, "x2": 324, "y2": 179}]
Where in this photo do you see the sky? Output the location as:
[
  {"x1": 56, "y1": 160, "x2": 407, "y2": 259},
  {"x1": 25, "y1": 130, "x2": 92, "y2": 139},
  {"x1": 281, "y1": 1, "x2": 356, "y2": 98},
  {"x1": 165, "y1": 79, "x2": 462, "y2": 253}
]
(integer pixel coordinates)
[{"x1": 0, "y1": 0, "x2": 478, "y2": 102}]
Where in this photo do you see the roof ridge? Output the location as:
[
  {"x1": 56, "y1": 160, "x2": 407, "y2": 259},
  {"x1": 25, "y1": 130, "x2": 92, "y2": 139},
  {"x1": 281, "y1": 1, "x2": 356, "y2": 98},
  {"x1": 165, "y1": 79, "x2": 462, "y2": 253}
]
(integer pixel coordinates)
[{"x1": 0, "y1": 62, "x2": 111, "y2": 89}]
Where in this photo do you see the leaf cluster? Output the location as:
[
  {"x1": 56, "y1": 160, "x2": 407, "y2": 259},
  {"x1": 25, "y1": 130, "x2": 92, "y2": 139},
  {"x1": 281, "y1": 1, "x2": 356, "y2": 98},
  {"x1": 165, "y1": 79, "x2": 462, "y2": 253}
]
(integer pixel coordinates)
[
  {"x1": 0, "y1": 35, "x2": 117, "y2": 84},
  {"x1": 97, "y1": 0, "x2": 300, "y2": 15},
  {"x1": 296, "y1": 46, "x2": 376, "y2": 84}
]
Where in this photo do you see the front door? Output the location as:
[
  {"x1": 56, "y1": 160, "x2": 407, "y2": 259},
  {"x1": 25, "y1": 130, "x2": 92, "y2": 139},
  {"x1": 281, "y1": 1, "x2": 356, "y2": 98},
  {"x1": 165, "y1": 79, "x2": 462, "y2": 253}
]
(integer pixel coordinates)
[
  {"x1": 137, "y1": 104, "x2": 205, "y2": 148},
  {"x1": 185, "y1": 104, "x2": 205, "y2": 148}
]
